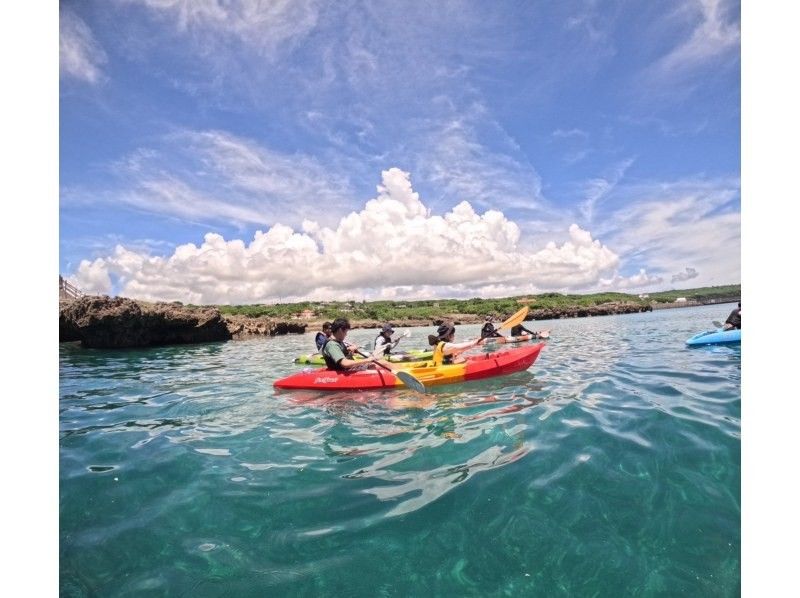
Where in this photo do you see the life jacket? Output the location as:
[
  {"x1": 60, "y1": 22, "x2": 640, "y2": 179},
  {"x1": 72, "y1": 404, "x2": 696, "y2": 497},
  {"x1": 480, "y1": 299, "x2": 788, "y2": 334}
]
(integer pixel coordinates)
[
  {"x1": 315, "y1": 332, "x2": 327, "y2": 350},
  {"x1": 481, "y1": 323, "x2": 501, "y2": 339},
  {"x1": 321, "y1": 339, "x2": 352, "y2": 371},
  {"x1": 374, "y1": 334, "x2": 391, "y2": 355},
  {"x1": 432, "y1": 342, "x2": 454, "y2": 366}
]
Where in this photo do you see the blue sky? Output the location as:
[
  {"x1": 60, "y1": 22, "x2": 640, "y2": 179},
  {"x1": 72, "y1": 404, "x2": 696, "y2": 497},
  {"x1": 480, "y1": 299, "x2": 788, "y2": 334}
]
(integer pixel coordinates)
[{"x1": 59, "y1": 0, "x2": 741, "y2": 304}]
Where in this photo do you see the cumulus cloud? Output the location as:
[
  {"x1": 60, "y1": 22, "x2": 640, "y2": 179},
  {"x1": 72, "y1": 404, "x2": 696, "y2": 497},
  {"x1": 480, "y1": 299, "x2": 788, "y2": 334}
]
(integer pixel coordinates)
[
  {"x1": 71, "y1": 168, "x2": 627, "y2": 303},
  {"x1": 671, "y1": 266, "x2": 699, "y2": 282},
  {"x1": 60, "y1": 8, "x2": 108, "y2": 83}
]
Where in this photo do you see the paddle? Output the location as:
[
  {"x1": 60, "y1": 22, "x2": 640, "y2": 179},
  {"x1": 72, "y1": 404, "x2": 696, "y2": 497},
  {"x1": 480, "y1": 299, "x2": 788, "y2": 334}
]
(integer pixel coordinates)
[
  {"x1": 497, "y1": 306, "x2": 530, "y2": 331},
  {"x1": 481, "y1": 306, "x2": 531, "y2": 344},
  {"x1": 712, "y1": 320, "x2": 723, "y2": 329},
  {"x1": 355, "y1": 348, "x2": 426, "y2": 393},
  {"x1": 389, "y1": 329, "x2": 411, "y2": 349}
]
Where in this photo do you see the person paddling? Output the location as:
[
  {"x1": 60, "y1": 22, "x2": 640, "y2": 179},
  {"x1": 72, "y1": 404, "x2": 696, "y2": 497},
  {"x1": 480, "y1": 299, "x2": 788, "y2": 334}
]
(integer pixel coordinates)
[
  {"x1": 723, "y1": 302, "x2": 741, "y2": 330},
  {"x1": 428, "y1": 323, "x2": 483, "y2": 365},
  {"x1": 373, "y1": 323, "x2": 396, "y2": 356},
  {"x1": 480, "y1": 316, "x2": 505, "y2": 341},
  {"x1": 315, "y1": 322, "x2": 332, "y2": 351},
  {"x1": 322, "y1": 318, "x2": 387, "y2": 371},
  {"x1": 510, "y1": 323, "x2": 550, "y2": 339}
]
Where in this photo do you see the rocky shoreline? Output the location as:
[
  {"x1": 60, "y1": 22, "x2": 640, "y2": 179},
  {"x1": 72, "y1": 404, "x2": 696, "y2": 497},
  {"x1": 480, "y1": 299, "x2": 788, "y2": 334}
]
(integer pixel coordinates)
[
  {"x1": 59, "y1": 295, "x2": 660, "y2": 349},
  {"x1": 60, "y1": 296, "x2": 306, "y2": 349}
]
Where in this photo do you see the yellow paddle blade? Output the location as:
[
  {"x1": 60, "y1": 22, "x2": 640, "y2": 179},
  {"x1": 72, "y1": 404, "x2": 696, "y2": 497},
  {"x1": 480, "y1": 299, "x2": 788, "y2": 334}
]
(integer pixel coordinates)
[{"x1": 498, "y1": 306, "x2": 529, "y2": 331}]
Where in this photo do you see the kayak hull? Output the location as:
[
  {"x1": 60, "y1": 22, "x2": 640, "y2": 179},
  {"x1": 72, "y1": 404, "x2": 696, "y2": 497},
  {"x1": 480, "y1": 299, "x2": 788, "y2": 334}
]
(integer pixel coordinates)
[
  {"x1": 686, "y1": 328, "x2": 741, "y2": 346},
  {"x1": 275, "y1": 343, "x2": 545, "y2": 391}
]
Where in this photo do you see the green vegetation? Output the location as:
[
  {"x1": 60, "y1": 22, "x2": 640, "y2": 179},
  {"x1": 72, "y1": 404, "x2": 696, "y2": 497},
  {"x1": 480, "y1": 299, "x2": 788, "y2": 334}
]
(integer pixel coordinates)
[
  {"x1": 646, "y1": 284, "x2": 741, "y2": 304},
  {"x1": 215, "y1": 285, "x2": 740, "y2": 320}
]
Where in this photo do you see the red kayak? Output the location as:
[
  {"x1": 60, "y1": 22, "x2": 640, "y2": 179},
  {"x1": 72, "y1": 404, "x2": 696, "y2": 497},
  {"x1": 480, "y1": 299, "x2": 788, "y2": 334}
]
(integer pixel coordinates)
[{"x1": 273, "y1": 343, "x2": 545, "y2": 391}]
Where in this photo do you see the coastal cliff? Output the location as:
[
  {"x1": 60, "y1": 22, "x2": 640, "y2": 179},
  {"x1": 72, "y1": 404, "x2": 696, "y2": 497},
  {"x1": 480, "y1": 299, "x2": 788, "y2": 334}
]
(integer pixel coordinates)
[{"x1": 60, "y1": 296, "x2": 306, "y2": 348}]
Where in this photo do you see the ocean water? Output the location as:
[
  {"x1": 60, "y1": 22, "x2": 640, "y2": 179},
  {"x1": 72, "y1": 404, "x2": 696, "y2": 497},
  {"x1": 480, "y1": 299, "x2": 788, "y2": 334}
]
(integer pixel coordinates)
[{"x1": 59, "y1": 304, "x2": 740, "y2": 596}]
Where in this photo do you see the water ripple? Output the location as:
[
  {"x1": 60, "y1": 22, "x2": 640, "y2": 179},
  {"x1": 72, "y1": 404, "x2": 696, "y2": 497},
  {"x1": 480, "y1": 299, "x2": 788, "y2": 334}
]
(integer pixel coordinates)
[{"x1": 60, "y1": 306, "x2": 741, "y2": 596}]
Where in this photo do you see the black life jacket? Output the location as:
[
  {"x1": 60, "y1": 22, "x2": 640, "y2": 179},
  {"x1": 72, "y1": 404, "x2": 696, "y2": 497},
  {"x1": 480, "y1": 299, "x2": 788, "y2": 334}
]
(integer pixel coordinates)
[
  {"x1": 374, "y1": 334, "x2": 391, "y2": 355},
  {"x1": 481, "y1": 322, "x2": 501, "y2": 338},
  {"x1": 321, "y1": 339, "x2": 352, "y2": 371}
]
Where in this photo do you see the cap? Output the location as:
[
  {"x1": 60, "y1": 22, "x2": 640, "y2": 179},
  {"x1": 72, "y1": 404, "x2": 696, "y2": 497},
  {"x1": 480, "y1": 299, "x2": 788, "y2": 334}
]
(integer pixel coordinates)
[{"x1": 381, "y1": 323, "x2": 395, "y2": 334}]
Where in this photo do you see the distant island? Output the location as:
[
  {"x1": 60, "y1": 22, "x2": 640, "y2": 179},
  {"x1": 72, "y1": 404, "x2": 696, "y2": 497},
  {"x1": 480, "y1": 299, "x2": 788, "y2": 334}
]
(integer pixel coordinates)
[{"x1": 59, "y1": 285, "x2": 740, "y2": 349}]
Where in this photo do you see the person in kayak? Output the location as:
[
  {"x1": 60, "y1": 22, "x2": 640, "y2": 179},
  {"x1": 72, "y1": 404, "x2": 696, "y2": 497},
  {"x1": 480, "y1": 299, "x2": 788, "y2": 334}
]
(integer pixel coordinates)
[
  {"x1": 510, "y1": 323, "x2": 551, "y2": 339},
  {"x1": 315, "y1": 322, "x2": 332, "y2": 351},
  {"x1": 480, "y1": 316, "x2": 504, "y2": 340},
  {"x1": 374, "y1": 323, "x2": 395, "y2": 356},
  {"x1": 723, "y1": 302, "x2": 741, "y2": 330},
  {"x1": 322, "y1": 318, "x2": 385, "y2": 371},
  {"x1": 428, "y1": 323, "x2": 483, "y2": 365}
]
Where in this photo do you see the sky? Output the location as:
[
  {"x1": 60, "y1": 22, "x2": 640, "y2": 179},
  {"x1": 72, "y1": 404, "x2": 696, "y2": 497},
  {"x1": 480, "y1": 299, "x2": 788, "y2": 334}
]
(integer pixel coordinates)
[{"x1": 59, "y1": 0, "x2": 741, "y2": 304}]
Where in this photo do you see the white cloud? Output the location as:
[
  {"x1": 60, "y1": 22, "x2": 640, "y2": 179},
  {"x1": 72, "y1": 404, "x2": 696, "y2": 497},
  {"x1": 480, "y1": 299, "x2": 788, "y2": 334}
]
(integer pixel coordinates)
[
  {"x1": 650, "y1": 0, "x2": 739, "y2": 78},
  {"x1": 552, "y1": 128, "x2": 589, "y2": 140},
  {"x1": 418, "y1": 112, "x2": 546, "y2": 215},
  {"x1": 60, "y1": 8, "x2": 107, "y2": 84},
  {"x1": 83, "y1": 130, "x2": 355, "y2": 229},
  {"x1": 600, "y1": 176, "x2": 740, "y2": 288},
  {"x1": 71, "y1": 168, "x2": 625, "y2": 303},
  {"x1": 125, "y1": 0, "x2": 321, "y2": 58},
  {"x1": 672, "y1": 266, "x2": 699, "y2": 283},
  {"x1": 600, "y1": 269, "x2": 664, "y2": 290},
  {"x1": 579, "y1": 158, "x2": 636, "y2": 225}
]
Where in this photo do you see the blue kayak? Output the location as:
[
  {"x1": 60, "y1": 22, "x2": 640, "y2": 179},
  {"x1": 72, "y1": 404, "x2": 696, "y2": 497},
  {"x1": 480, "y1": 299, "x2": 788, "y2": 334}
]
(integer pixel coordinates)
[{"x1": 686, "y1": 328, "x2": 741, "y2": 346}]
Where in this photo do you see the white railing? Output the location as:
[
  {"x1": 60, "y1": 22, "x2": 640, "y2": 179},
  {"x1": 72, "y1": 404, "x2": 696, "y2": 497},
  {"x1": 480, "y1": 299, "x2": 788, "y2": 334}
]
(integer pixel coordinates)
[{"x1": 59, "y1": 276, "x2": 83, "y2": 300}]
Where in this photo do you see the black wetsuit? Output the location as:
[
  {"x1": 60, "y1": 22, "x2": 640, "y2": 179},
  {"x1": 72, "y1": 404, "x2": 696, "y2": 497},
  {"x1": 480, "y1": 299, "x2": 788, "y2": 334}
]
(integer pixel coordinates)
[
  {"x1": 510, "y1": 324, "x2": 538, "y2": 337},
  {"x1": 481, "y1": 322, "x2": 503, "y2": 339},
  {"x1": 724, "y1": 308, "x2": 741, "y2": 329}
]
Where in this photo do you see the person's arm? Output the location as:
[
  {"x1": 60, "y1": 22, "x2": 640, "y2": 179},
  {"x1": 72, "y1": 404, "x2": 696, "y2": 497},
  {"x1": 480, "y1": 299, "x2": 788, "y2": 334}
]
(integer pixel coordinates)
[
  {"x1": 443, "y1": 338, "x2": 482, "y2": 355},
  {"x1": 339, "y1": 356, "x2": 371, "y2": 369}
]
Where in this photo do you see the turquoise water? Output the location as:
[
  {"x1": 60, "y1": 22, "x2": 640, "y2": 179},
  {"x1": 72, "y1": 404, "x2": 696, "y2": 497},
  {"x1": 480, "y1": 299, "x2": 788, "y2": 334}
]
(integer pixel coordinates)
[{"x1": 60, "y1": 304, "x2": 740, "y2": 596}]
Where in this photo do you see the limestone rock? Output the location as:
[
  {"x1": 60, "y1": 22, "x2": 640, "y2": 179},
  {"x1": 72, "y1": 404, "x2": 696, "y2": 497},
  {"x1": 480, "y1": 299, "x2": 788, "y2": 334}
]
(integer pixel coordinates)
[{"x1": 59, "y1": 295, "x2": 232, "y2": 348}]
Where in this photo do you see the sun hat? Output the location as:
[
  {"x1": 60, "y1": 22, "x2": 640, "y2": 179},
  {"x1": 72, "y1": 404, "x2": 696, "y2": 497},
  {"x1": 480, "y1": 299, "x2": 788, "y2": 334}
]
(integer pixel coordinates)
[{"x1": 436, "y1": 323, "x2": 455, "y2": 340}]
